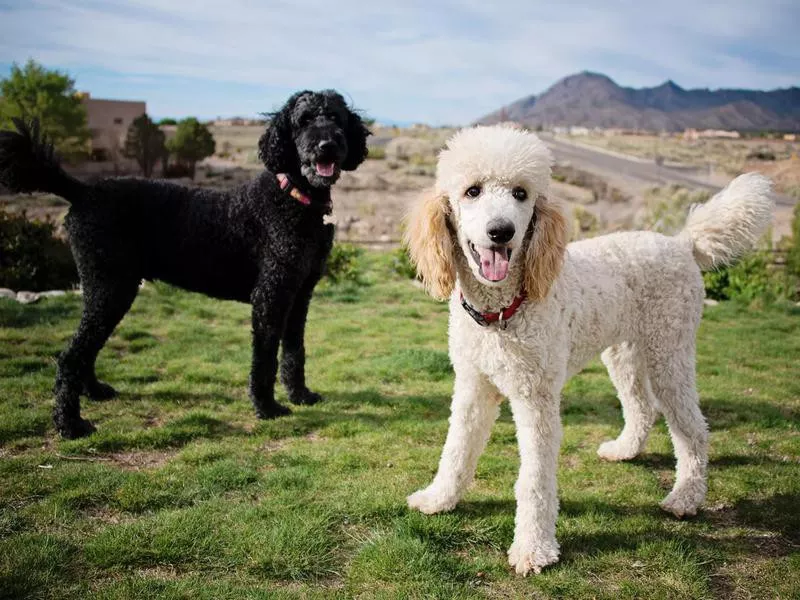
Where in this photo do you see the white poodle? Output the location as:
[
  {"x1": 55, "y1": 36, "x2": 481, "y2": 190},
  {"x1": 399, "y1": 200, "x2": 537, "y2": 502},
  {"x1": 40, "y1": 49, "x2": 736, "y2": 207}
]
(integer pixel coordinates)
[{"x1": 404, "y1": 125, "x2": 774, "y2": 576}]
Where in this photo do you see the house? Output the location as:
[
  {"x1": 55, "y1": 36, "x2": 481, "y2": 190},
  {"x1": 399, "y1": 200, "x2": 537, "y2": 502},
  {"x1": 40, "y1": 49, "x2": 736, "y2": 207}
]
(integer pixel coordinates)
[{"x1": 78, "y1": 92, "x2": 146, "y2": 161}]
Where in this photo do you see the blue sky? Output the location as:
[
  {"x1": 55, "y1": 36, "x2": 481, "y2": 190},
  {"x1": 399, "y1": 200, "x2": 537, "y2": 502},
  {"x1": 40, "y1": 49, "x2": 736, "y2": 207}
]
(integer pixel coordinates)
[{"x1": 1, "y1": 0, "x2": 798, "y2": 125}]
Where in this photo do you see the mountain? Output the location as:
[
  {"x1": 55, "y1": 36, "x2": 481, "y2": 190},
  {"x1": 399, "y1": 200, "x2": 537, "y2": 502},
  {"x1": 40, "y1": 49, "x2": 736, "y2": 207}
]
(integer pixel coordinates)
[{"x1": 477, "y1": 72, "x2": 800, "y2": 132}]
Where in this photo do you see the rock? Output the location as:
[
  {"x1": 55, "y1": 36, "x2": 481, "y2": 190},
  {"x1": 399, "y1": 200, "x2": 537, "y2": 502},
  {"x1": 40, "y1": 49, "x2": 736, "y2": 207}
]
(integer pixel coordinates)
[
  {"x1": 16, "y1": 291, "x2": 41, "y2": 304},
  {"x1": 0, "y1": 288, "x2": 15, "y2": 300},
  {"x1": 703, "y1": 298, "x2": 719, "y2": 306},
  {"x1": 39, "y1": 290, "x2": 66, "y2": 298}
]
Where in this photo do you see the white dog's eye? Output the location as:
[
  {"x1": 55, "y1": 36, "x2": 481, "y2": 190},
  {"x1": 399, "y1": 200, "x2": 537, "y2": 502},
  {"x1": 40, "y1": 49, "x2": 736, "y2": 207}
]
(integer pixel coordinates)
[
  {"x1": 465, "y1": 185, "x2": 481, "y2": 198},
  {"x1": 512, "y1": 187, "x2": 528, "y2": 201}
]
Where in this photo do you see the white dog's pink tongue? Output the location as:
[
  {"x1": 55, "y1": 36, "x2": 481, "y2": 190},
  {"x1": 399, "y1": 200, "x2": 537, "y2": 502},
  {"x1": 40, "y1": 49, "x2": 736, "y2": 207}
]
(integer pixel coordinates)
[
  {"x1": 316, "y1": 162, "x2": 335, "y2": 177},
  {"x1": 477, "y1": 246, "x2": 509, "y2": 281}
]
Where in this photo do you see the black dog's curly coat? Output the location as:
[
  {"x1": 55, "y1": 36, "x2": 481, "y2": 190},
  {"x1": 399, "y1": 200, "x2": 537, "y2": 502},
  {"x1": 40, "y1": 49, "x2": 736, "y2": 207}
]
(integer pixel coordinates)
[{"x1": 0, "y1": 90, "x2": 370, "y2": 439}]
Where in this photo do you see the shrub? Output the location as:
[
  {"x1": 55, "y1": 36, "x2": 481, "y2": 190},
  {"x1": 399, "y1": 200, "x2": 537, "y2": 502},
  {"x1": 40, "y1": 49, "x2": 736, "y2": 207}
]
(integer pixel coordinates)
[
  {"x1": 641, "y1": 185, "x2": 711, "y2": 235},
  {"x1": 367, "y1": 146, "x2": 386, "y2": 160},
  {"x1": 391, "y1": 245, "x2": 417, "y2": 279},
  {"x1": 703, "y1": 234, "x2": 794, "y2": 302},
  {"x1": 123, "y1": 114, "x2": 165, "y2": 178},
  {"x1": 787, "y1": 203, "x2": 800, "y2": 279},
  {"x1": 572, "y1": 206, "x2": 600, "y2": 239},
  {"x1": 166, "y1": 118, "x2": 216, "y2": 180},
  {"x1": 0, "y1": 211, "x2": 78, "y2": 291},
  {"x1": 325, "y1": 243, "x2": 364, "y2": 284}
]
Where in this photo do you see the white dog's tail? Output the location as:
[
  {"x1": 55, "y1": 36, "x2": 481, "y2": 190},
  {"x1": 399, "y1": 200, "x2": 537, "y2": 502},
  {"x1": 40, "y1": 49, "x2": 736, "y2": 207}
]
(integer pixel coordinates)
[{"x1": 680, "y1": 173, "x2": 774, "y2": 271}]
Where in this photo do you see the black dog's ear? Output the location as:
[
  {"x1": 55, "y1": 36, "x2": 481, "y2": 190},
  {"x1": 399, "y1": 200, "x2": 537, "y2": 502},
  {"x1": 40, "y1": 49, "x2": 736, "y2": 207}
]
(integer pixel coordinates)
[
  {"x1": 258, "y1": 95, "x2": 298, "y2": 173},
  {"x1": 341, "y1": 110, "x2": 370, "y2": 171}
]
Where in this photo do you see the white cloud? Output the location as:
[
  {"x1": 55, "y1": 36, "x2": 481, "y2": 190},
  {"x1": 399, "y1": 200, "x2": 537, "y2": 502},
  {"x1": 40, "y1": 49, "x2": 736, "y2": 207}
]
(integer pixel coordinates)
[{"x1": 0, "y1": 0, "x2": 797, "y2": 123}]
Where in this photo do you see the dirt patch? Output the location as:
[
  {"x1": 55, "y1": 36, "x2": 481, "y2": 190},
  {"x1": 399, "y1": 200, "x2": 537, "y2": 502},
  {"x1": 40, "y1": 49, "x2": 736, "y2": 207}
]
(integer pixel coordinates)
[{"x1": 108, "y1": 450, "x2": 174, "y2": 471}]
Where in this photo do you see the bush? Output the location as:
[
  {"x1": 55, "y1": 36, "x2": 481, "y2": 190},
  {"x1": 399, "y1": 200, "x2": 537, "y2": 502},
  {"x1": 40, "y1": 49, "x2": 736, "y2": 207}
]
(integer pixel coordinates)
[
  {"x1": 166, "y1": 118, "x2": 215, "y2": 180},
  {"x1": 391, "y1": 245, "x2": 417, "y2": 279},
  {"x1": 0, "y1": 211, "x2": 78, "y2": 291},
  {"x1": 162, "y1": 163, "x2": 194, "y2": 179},
  {"x1": 325, "y1": 243, "x2": 364, "y2": 284},
  {"x1": 787, "y1": 203, "x2": 800, "y2": 279},
  {"x1": 641, "y1": 185, "x2": 711, "y2": 235},
  {"x1": 703, "y1": 235, "x2": 794, "y2": 302},
  {"x1": 367, "y1": 146, "x2": 386, "y2": 160}
]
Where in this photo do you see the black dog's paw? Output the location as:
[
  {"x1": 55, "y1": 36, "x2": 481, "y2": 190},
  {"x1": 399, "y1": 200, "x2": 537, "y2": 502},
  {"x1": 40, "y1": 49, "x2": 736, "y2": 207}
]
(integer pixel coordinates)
[
  {"x1": 84, "y1": 380, "x2": 117, "y2": 401},
  {"x1": 289, "y1": 389, "x2": 323, "y2": 406},
  {"x1": 255, "y1": 402, "x2": 293, "y2": 419},
  {"x1": 57, "y1": 417, "x2": 96, "y2": 439}
]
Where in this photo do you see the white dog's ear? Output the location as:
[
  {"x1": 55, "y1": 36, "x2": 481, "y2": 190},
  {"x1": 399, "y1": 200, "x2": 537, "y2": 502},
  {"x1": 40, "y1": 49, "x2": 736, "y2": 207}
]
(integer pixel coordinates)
[
  {"x1": 405, "y1": 187, "x2": 456, "y2": 300},
  {"x1": 524, "y1": 196, "x2": 568, "y2": 302}
]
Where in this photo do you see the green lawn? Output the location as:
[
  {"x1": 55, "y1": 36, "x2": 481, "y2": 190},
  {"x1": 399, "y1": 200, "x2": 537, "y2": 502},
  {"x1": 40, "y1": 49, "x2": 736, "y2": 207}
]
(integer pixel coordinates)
[{"x1": 1, "y1": 253, "x2": 799, "y2": 599}]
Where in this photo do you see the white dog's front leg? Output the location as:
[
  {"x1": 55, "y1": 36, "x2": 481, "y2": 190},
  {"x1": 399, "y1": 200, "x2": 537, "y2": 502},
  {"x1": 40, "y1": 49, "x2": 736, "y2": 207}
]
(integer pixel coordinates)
[
  {"x1": 507, "y1": 392, "x2": 562, "y2": 575},
  {"x1": 407, "y1": 369, "x2": 500, "y2": 515}
]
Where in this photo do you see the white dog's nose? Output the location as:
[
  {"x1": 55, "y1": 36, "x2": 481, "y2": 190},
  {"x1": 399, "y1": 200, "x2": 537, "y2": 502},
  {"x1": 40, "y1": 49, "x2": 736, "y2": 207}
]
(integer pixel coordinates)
[{"x1": 487, "y1": 219, "x2": 515, "y2": 244}]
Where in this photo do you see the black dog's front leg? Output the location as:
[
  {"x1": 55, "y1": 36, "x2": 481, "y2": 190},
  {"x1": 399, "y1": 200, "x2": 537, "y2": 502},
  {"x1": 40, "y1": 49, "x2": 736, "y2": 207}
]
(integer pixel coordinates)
[
  {"x1": 249, "y1": 275, "x2": 296, "y2": 419},
  {"x1": 280, "y1": 222, "x2": 333, "y2": 405},
  {"x1": 280, "y1": 275, "x2": 322, "y2": 406}
]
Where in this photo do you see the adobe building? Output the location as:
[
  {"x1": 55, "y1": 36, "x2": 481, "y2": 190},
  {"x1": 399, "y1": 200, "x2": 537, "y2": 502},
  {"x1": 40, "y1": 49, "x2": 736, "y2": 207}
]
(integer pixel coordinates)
[{"x1": 78, "y1": 92, "x2": 146, "y2": 161}]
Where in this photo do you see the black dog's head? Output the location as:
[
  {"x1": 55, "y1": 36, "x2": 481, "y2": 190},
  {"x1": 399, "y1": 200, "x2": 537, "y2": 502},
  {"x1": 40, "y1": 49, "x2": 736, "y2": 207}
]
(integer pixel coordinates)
[{"x1": 258, "y1": 90, "x2": 370, "y2": 188}]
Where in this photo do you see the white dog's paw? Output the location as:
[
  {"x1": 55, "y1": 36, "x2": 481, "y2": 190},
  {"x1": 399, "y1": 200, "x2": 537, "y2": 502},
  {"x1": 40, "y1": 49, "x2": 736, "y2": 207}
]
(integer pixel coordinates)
[
  {"x1": 660, "y1": 479, "x2": 706, "y2": 518},
  {"x1": 597, "y1": 438, "x2": 639, "y2": 462},
  {"x1": 407, "y1": 486, "x2": 458, "y2": 515},
  {"x1": 507, "y1": 537, "x2": 560, "y2": 576}
]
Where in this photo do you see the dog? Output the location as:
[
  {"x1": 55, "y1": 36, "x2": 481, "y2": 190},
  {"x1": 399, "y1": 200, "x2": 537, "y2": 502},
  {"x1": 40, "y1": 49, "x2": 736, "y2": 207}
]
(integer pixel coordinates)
[
  {"x1": 404, "y1": 125, "x2": 774, "y2": 575},
  {"x1": 0, "y1": 90, "x2": 370, "y2": 439}
]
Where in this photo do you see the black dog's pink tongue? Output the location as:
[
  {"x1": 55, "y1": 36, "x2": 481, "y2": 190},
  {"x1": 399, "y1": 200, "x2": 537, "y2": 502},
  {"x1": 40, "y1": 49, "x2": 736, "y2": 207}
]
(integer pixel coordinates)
[
  {"x1": 316, "y1": 162, "x2": 335, "y2": 177},
  {"x1": 477, "y1": 246, "x2": 509, "y2": 281}
]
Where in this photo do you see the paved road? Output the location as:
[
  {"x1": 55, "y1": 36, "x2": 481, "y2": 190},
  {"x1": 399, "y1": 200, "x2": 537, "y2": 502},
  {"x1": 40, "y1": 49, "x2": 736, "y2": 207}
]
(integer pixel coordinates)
[{"x1": 544, "y1": 136, "x2": 795, "y2": 207}]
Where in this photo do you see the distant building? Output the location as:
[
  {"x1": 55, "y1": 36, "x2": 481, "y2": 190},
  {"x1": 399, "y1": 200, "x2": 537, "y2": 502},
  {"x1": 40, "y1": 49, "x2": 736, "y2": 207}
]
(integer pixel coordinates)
[
  {"x1": 683, "y1": 128, "x2": 741, "y2": 141},
  {"x1": 79, "y1": 92, "x2": 146, "y2": 160},
  {"x1": 784, "y1": 133, "x2": 797, "y2": 142}
]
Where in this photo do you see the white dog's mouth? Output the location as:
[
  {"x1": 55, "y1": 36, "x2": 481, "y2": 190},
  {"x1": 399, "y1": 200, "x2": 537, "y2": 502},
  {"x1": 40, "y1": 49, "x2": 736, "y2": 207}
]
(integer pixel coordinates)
[{"x1": 468, "y1": 241, "x2": 511, "y2": 282}]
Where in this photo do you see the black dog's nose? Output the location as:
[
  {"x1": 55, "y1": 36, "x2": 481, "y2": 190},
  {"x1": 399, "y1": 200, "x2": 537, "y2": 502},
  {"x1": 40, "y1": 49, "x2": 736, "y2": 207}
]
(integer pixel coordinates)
[
  {"x1": 318, "y1": 140, "x2": 337, "y2": 155},
  {"x1": 487, "y1": 220, "x2": 515, "y2": 244}
]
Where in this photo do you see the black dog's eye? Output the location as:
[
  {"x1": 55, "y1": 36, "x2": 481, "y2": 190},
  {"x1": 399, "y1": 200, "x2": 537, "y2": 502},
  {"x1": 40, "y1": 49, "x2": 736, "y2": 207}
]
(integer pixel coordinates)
[
  {"x1": 297, "y1": 113, "x2": 312, "y2": 127},
  {"x1": 465, "y1": 185, "x2": 481, "y2": 198},
  {"x1": 512, "y1": 187, "x2": 528, "y2": 201}
]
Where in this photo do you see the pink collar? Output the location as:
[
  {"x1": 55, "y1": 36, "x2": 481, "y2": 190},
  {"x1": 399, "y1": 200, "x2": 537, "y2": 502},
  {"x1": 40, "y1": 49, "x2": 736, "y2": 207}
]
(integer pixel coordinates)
[
  {"x1": 460, "y1": 291, "x2": 527, "y2": 329},
  {"x1": 276, "y1": 173, "x2": 311, "y2": 205}
]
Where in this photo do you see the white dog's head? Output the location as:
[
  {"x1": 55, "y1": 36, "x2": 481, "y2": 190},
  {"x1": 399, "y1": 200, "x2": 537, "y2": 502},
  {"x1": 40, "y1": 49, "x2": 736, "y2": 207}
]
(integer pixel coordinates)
[{"x1": 406, "y1": 125, "x2": 568, "y2": 301}]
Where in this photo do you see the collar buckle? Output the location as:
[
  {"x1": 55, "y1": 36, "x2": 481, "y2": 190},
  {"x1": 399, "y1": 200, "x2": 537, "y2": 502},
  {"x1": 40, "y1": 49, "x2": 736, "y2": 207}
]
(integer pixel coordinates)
[
  {"x1": 460, "y1": 290, "x2": 526, "y2": 329},
  {"x1": 460, "y1": 295, "x2": 490, "y2": 327}
]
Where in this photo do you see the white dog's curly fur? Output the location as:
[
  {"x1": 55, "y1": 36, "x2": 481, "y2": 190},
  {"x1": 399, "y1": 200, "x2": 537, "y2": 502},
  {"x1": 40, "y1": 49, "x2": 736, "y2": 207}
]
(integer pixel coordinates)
[{"x1": 404, "y1": 125, "x2": 775, "y2": 576}]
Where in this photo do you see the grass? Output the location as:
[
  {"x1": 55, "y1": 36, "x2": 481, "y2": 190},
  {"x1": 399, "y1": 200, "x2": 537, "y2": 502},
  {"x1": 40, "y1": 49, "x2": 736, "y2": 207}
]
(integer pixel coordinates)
[{"x1": 1, "y1": 251, "x2": 799, "y2": 599}]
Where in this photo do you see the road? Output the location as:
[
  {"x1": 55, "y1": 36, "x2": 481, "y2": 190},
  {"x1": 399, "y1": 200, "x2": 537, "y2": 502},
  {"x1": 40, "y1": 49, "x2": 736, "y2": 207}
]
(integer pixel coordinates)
[{"x1": 544, "y1": 136, "x2": 795, "y2": 207}]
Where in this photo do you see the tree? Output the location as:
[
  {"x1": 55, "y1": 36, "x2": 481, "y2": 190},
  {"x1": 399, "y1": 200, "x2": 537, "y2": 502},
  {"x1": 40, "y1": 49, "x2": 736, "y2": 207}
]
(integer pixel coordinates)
[
  {"x1": 123, "y1": 114, "x2": 165, "y2": 178},
  {"x1": 167, "y1": 118, "x2": 215, "y2": 179},
  {"x1": 158, "y1": 117, "x2": 177, "y2": 126},
  {"x1": 0, "y1": 59, "x2": 90, "y2": 158}
]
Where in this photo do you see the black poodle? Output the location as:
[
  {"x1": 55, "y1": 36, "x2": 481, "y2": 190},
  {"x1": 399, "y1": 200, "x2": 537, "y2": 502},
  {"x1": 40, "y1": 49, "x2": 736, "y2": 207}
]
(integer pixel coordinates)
[{"x1": 0, "y1": 90, "x2": 370, "y2": 439}]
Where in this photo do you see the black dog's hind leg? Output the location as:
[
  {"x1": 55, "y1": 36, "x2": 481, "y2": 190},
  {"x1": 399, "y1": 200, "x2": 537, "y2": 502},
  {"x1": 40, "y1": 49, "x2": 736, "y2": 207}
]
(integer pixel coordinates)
[
  {"x1": 249, "y1": 272, "x2": 297, "y2": 419},
  {"x1": 54, "y1": 279, "x2": 139, "y2": 438},
  {"x1": 280, "y1": 275, "x2": 323, "y2": 406}
]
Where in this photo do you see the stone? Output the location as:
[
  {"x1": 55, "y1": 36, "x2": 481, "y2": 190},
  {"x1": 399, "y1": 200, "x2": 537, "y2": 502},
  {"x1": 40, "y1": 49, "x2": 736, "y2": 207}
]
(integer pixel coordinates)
[
  {"x1": 16, "y1": 291, "x2": 40, "y2": 304},
  {"x1": 0, "y1": 288, "x2": 15, "y2": 300}
]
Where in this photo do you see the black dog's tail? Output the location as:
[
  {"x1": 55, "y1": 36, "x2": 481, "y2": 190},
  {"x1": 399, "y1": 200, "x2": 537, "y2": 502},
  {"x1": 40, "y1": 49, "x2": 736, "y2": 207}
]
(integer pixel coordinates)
[{"x1": 0, "y1": 118, "x2": 88, "y2": 202}]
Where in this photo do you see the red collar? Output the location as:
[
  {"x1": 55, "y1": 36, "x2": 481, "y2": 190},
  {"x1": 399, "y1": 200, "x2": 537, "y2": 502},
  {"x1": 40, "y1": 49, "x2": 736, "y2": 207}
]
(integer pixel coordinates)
[
  {"x1": 460, "y1": 290, "x2": 527, "y2": 329},
  {"x1": 276, "y1": 173, "x2": 311, "y2": 205}
]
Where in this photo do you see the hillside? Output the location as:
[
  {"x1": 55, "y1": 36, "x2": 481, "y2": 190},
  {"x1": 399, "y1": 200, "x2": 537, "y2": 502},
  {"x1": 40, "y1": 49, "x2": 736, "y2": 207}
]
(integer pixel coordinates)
[{"x1": 478, "y1": 72, "x2": 800, "y2": 131}]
